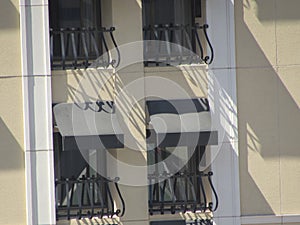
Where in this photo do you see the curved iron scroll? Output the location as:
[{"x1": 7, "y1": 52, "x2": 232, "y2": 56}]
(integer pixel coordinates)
[
  {"x1": 55, "y1": 175, "x2": 125, "y2": 220},
  {"x1": 50, "y1": 27, "x2": 120, "y2": 70},
  {"x1": 148, "y1": 171, "x2": 218, "y2": 215},
  {"x1": 207, "y1": 172, "x2": 219, "y2": 212},
  {"x1": 193, "y1": 24, "x2": 214, "y2": 65}
]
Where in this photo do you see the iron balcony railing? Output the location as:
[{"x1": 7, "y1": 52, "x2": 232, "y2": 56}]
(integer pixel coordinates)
[
  {"x1": 143, "y1": 23, "x2": 214, "y2": 66},
  {"x1": 50, "y1": 27, "x2": 120, "y2": 70},
  {"x1": 148, "y1": 171, "x2": 218, "y2": 215},
  {"x1": 55, "y1": 175, "x2": 125, "y2": 220}
]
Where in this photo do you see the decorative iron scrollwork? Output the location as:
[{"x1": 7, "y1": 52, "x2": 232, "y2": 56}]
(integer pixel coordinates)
[
  {"x1": 55, "y1": 175, "x2": 125, "y2": 220},
  {"x1": 143, "y1": 23, "x2": 214, "y2": 66},
  {"x1": 148, "y1": 171, "x2": 218, "y2": 215},
  {"x1": 50, "y1": 27, "x2": 120, "y2": 70}
]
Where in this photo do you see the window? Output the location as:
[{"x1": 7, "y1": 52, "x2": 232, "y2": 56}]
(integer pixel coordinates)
[
  {"x1": 53, "y1": 102, "x2": 125, "y2": 220},
  {"x1": 142, "y1": 0, "x2": 213, "y2": 66},
  {"x1": 146, "y1": 99, "x2": 219, "y2": 215},
  {"x1": 53, "y1": 132, "x2": 125, "y2": 220},
  {"x1": 49, "y1": 0, "x2": 120, "y2": 70},
  {"x1": 147, "y1": 146, "x2": 217, "y2": 215},
  {"x1": 49, "y1": 0, "x2": 101, "y2": 29}
]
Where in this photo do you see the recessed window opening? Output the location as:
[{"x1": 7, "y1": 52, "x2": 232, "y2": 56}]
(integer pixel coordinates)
[
  {"x1": 142, "y1": 0, "x2": 213, "y2": 66},
  {"x1": 49, "y1": 0, "x2": 120, "y2": 70}
]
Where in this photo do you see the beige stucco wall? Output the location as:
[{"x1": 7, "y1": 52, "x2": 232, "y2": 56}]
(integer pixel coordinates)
[
  {"x1": 236, "y1": 0, "x2": 300, "y2": 217},
  {"x1": 0, "y1": 1, "x2": 26, "y2": 225}
]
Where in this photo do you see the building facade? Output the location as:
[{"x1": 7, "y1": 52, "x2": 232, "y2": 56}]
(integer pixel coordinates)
[{"x1": 0, "y1": 0, "x2": 299, "y2": 225}]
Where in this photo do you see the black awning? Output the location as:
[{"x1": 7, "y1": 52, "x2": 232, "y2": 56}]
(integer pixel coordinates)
[
  {"x1": 53, "y1": 101, "x2": 124, "y2": 150},
  {"x1": 146, "y1": 98, "x2": 218, "y2": 147}
]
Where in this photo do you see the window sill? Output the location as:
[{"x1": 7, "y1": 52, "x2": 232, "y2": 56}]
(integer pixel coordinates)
[
  {"x1": 149, "y1": 211, "x2": 213, "y2": 221},
  {"x1": 144, "y1": 64, "x2": 207, "y2": 73},
  {"x1": 51, "y1": 66, "x2": 115, "y2": 76}
]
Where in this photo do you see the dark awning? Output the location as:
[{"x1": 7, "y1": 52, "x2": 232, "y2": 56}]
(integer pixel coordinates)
[
  {"x1": 146, "y1": 98, "x2": 218, "y2": 147},
  {"x1": 53, "y1": 102, "x2": 124, "y2": 150}
]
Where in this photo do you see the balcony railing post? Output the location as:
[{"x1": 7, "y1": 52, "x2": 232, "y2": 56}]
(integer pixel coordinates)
[
  {"x1": 80, "y1": 28, "x2": 89, "y2": 67},
  {"x1": 59, "y1": 29, "x2": 66, "y2": 69}
]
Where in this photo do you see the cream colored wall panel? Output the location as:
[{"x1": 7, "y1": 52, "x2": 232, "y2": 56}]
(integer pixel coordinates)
[
  {"x1": 276, "y1": 0, "x2": 300, "y2": 66},
  {"x1": 116, "y1": 183, "x2": 149, "y2": 221},
  {"x1": 235, "y1": 0, "x2": 276, "y2": 68},
  {"x1": 277, "y1": 67, "x2": 300, "y2": 106},
  {"x1": 111, "y1": 0, "x2": 143, "y2": 45},
  {"x1": 0, "y1": 77, "x2": 24, "y2": 147},
  {"x1": 119, "y1": 63, "x2": 144, "y2": 74},
  {"x1": 114, "y1": 67, "x2": 148, "y2": 221},
  {"x1": 237, "y1": 68, "x2": 280, "y2": 215},
  {"x1": 52, "y1": 69, "x2": 115, "y2": 103},
  {"x1": 0, "y1": 171, "x2": 26, "y2": 225},
  {"x1": 242, "y1": 224, "x2": 280, "y2": 225},
  {"x1": 0, "y1": 1, "x2": 21, "y2": 76},
  {"x1": 280, "y1": 156, "x2": 300, "y2": 214},
  {"x1": 0, "y1": 77, "x2": 25, "y2": 224},
  {"x1": 122, "y1": 221, "x2": 149, "y2": 225},
  {"x1": 214, "y1": 217, "x2": 241, "y2": 225},
  {"x1": 110, "y1": 0, "x2": 143, "y2": 73},
  {"x1": 144, "y1": 65, "x2": 208, "y2": 100},
  {"x1": 115, "y1": 71, "x2": 146, "y2": 150},
  {"x1": 57, "y1": 218, "x2": 120, "y2": 225},
  {"x1": 277, "y1": 66, "x2": 300, "y2": 214}
]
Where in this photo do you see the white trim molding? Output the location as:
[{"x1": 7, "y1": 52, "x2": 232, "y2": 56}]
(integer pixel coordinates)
[
  {"x1": 206, "y1": 0, "x2": 241, "y2": 225},
  {"x1": 20, "y1": 0, "x2": 55, "y2": 224}
]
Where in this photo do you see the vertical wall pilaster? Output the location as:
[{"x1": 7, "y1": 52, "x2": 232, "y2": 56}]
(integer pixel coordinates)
[{"x1": 20, "y1": 0, "x2": 55, "y2": 224}]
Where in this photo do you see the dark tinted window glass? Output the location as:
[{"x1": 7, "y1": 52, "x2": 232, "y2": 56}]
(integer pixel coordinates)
[
  {"x1": 142, "y1": 0, "x2": 193, "y2": 27},
  {"x1": 49, "y1": 0, "x2": 101, "y2": 29}
]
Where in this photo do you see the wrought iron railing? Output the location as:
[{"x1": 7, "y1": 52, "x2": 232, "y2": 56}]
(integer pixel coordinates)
[
  {"x1": 143, "y1": 23, "x2": 214, "y2": 66},
  {"x1": 148, "y1": 171, "x2": 218, "y2": 215},
  {"x1": 50, "y1": 27, "x2": 120, "y2": 70},
  {"x1": 55, "y1": 175, "x2": 125, "y2": 220}
]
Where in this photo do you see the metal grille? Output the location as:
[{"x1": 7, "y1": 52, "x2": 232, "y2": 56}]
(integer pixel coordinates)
[
  {"x1": 55, "y1": 176, "x2": 125, "y2": 220},
  {"x1": 143, "y1": 23, "x2": 213, "y2": 66},
  {"x1": 148, "y1": 171, "x2": 218, "y2": 215},
  {"x1": 50, "y1": 27, "x2": 120, "y2": 70}
]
